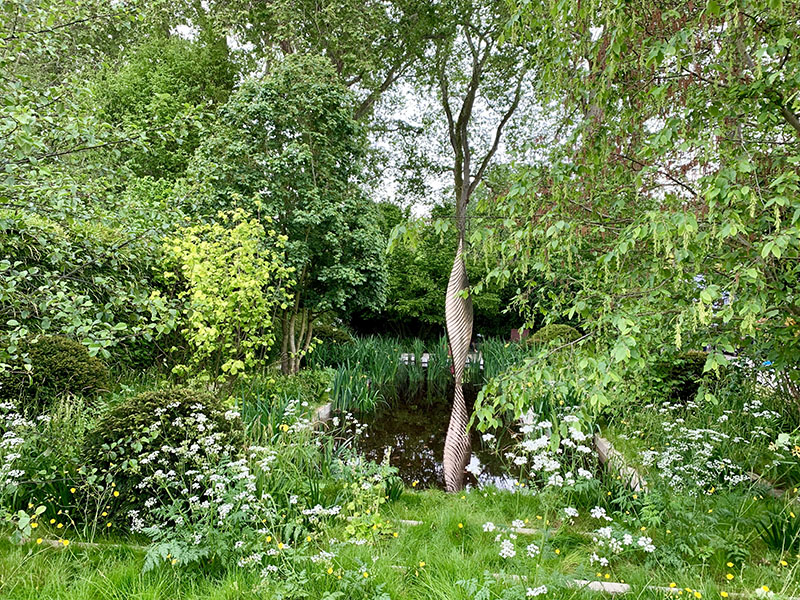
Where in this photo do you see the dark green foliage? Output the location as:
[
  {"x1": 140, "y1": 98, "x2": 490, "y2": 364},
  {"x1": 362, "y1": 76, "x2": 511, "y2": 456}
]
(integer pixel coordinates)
[
  {"x1": 2, "y1": 336, "x2": 109, "y2": 409},
  {"x1": 528, "y1": 324, "x2": 580, "y2": 345},
  {"x1": 188, "y1": 54, "x2": 387, "y2": 371},
  {"x1": 313, "y1": 322, "x2": 355, "y2": 345},
  {"x1": 384, "y1": 475, "x2": 404, "y2": 502},
  {"x1": 361, "y1": 203, "x2": 520, "y2": 339},
  {"x1": 653, "y1": 350, "x2": 712, "y2": 402},
  {"x1": 83, "y1": 387, "x2": 243, "y2": 518},
  {"x1": 758, "y1": 510, "x2": 800, "y2": 553},
  {"x1": 0, "y1": 176, "x2": 181, "y2": 367}
]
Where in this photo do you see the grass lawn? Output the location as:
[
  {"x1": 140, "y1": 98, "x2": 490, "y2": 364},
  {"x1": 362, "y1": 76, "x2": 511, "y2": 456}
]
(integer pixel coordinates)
[{"x1": 2, "y1": 484, "x2": 797, "y2": 600}]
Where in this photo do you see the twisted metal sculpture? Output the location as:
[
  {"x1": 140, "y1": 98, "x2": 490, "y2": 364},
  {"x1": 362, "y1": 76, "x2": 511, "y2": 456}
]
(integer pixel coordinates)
[{"x1": 443, "y1": 234, "x2": 473, "y2": 492}]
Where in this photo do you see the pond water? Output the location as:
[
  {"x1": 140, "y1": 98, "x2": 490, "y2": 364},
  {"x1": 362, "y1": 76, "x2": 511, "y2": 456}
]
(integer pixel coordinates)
[{"x1": 345, "y1": 394, "x2": 517, "y2": 490}]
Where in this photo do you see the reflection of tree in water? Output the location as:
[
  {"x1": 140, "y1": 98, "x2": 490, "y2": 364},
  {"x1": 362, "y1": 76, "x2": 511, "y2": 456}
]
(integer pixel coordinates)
[{"x1": 343, "y1": 389, "x2": 517, "y2": 490}]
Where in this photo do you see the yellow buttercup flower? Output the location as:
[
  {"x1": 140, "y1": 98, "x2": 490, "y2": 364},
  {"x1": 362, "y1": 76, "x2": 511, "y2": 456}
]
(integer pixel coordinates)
[
  {"x1": 457, "y1": 523, "x2": 463, "y2": 529},
  {"x1": 363, "y1": 571, "x2": 369, "y2": 578},
  {"x1": 721, "y1": 593, "x2": 728, "y2": 598},
  {"x1": 726, "y1": 562, "x2": 733, "y2": 567},
  {"x1": 419, "y1": 561, "x2": 425, "y2": 567},
  {"x1": 113, "y1": 491, "x2": 119, "y2": 497},
  {"x1": 694, "y1": 592, "x2": 702, "y2": 599},
  {"x1": 762, "y1": 586, "x2": 770, "y2": 593},
  {"x1": 554, "y1": 548, "x2": 561, "y2": 555},
  {"x1": 36, "y1": 538, "x2": 42, "y2": 545},
  {"x1": 670, "y1": 583, "x2": 677, "y2": 588}
]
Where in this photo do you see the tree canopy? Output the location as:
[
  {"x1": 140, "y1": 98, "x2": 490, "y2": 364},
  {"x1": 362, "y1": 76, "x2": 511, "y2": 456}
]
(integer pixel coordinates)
[
  {"x1": 474, "y1": 0, "x2": 800, "y2": 419},
  {"x1": 186, "y1": 54, "x2": 388, "y2": 372}
]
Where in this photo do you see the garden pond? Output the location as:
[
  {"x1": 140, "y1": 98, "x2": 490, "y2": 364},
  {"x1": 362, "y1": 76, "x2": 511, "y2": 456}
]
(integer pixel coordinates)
[{"x1": 339, "y1": 395, "x2": 517, "y2": 490}]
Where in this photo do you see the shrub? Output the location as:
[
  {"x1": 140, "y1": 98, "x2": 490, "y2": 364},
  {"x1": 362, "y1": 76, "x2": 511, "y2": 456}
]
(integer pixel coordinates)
[
  {"x1": 82, "y1": 387, "x2": 243, "y2": 520},
  {"x1": 653, "y1": 350, "x2": 711, "y2": 402},
  {"x1": 313, "y1": 321, "x2": 354, "y2": 345},
  {"x1": 163, "y1": 208, "x2": 294, "y2": 383},
  {"x1": 1, "y1": 335, "x2": 109, "y2": 409},
  {"x1": 528, "y1": 324, "x2": 581, "y2": 345}
]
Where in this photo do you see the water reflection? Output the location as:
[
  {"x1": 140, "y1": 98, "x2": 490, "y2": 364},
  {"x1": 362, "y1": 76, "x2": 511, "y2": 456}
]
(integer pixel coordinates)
[{"x1": 342, "y1": 396, "x2": 518, "y2": 490}]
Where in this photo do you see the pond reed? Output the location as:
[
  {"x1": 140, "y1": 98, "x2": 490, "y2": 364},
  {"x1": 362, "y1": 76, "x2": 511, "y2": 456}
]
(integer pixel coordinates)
[{"x1": 308, "y1": 335, "x2": 536, "y2": 413}]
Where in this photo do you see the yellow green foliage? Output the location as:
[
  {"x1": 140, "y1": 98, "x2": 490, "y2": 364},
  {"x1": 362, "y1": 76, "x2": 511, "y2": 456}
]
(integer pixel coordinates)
[{"x1": 164, "y1": 209, "x2": 294, "y2": 382}]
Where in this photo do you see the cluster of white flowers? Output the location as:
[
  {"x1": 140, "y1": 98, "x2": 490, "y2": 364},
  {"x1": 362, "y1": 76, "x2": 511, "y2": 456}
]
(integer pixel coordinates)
[
  {"x1": 590, "y1": 506, "x2": 612, "y2": 521},
  {"x1": 499, "y1": 404, "x2": 598, "y2": 493},
  {"x1": 527, "y1": 585, "x2": 547, "y2": 597},
  {"x1": 588, "y1": 524, "x2": 656, "y2": 571},
  {"x1": 310, "y1": 550, "x2": 335, "y2": 563},
  {"x1": 499, "y1": 537, "x2": 516, "y2": 559},
  {"x1": 0, "y1": 402, "x2": 35, "y2": 495},
  {"x1": 639, "y1": 424, "x2": 751, "y2": 492},
  {"x1": 302, "y1": 504, "x2": 342, "y2": 517},
  {"x1": 466, "y1": 456, "x2": 482, "y2": 477}
]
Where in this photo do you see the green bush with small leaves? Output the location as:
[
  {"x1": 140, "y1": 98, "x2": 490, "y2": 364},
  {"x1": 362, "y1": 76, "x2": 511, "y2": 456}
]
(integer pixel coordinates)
[
  {"x1": 82, "y1": 387, "x2": 243, "y2": 520},
  {"x1": 1, "y1": 336, "x2": 109, "y2": 410},
  {"x1": 528, "y1": 324, "x2": 581, "y2": 345}
]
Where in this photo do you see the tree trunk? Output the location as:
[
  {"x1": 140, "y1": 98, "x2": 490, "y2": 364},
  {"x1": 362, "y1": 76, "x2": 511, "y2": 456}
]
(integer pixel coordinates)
[
  {"x1": 280, "y1": 312, "x2": 290, "y2": 374},
  {"x1": 442, "y1": 234, "x2": 473, "y2": 492},
  {"x1": 281, "y1": 307, "x2": 315, "y2": 375}
]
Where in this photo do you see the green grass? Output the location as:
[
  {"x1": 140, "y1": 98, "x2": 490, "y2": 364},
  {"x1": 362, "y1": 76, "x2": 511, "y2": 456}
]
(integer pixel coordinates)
[{"x1": 3, "y1": 485, "x2": 799, "y2": 599}]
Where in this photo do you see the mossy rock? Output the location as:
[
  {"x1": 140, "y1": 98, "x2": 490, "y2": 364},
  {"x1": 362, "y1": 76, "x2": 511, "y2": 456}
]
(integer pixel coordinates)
[
  {"x1": 1, "y1": 335, "x2": 109, "y2": 410},
  {"x1": 528, "y1": 324, "x2": 581, "y2": 345}
]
